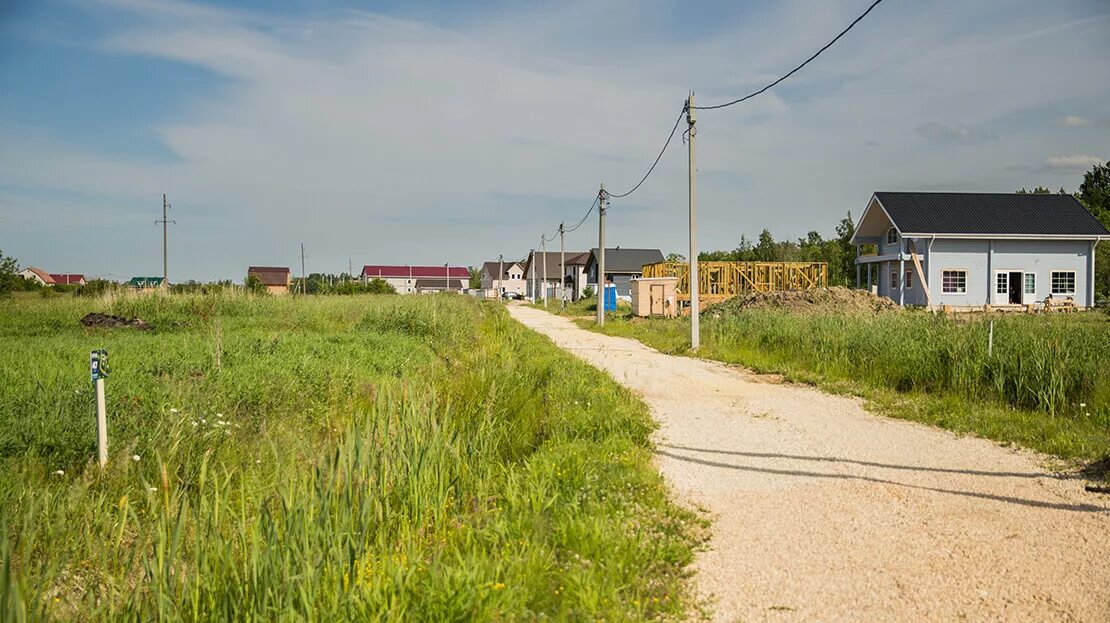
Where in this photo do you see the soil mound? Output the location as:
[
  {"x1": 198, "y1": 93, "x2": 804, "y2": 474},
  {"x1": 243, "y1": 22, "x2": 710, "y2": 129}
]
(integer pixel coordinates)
[
  {"x1": 710, "y1": 286, "x2": 898, "y2": 316},
  {"x1": 80, "y1": 313, "x2": 153, "y2": 330}
]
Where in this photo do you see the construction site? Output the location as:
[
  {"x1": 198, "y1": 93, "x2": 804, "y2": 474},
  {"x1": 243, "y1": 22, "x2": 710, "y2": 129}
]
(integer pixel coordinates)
[{"x1": 635, "y1": 261, "x2": 829, "y2": 315}]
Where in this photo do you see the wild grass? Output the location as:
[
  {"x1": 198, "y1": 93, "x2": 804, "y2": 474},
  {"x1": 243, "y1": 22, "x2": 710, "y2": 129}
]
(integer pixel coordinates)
[
  {"x1": 0, "y1": 292, "x2": 699, "y2": 620},
  {"x1": 585, "y1": 307, "x2": 1110, "y2": 468}
]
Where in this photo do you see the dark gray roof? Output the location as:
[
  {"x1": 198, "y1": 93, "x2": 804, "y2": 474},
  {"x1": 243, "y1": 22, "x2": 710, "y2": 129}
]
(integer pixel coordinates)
[
  {"x1": 585, "y1": 248, "x2": 665, "y2": 273},
  {"x1": 414, "y1": 278, "x2": 466, "y2": 290},
  {"x1": 875, "y1": 192, "x2": 1109, "y2": 236},
  {"x1": 523, "y1": 251, "x2": 588, "y2": 279},
  {"x1": 481, "y1": 260, "x2": 522, "y2": 279}
]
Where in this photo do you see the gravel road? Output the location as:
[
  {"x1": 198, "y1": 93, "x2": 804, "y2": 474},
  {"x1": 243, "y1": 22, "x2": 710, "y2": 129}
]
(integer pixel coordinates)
[{"x1": 507, "y1": 306, "x2": 1110, "y2": 622}]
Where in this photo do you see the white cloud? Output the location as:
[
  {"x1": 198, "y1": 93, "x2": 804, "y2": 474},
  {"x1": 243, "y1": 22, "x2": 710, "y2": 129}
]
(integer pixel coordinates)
[
  {"x1": 1058, "y1": 115, "x2": 1092, "y2": 127},
  {"x1": 1044, "y1": 155, "x2": 1105, "y2": 171}
]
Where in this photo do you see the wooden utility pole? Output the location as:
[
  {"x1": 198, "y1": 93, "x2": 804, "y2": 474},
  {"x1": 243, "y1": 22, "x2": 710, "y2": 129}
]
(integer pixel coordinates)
[
  {"x1": 155, "y1": 194, "x2": 175, "y2": 284},
  {"x1": 559, "y1": 223, "x2": 565, "y2": 307},
  {"x1": 687, "y1": 93, "x2": 700, "y2": 350},
  {"x1": 300, "y1": 243, "x2": 306, "y2": 295},
  {"x1": 597, "y1": 184, "x2": 606, "y2": 326},
  {"x1": 541, "y1": 236, "x2": 548, "y2": 307}
]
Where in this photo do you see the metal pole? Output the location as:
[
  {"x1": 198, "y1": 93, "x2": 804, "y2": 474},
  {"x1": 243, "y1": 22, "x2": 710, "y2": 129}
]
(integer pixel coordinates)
[
  {"x1": 988, "y1": 319, "x2": 994, "y2": 357},
  {"x1": 559, "y1": 223, "x2": 565, "y2": 308},
  {"x1": 96, "y1": 377, "x2": 107, "y2": 467},
  {"x1": 597, "y1": 184, "x2": 606, "y2": 326},
  {"x1": 498, "y1": 254, "x2": 504, "y2": 298},
  {"x1": 301, "y1": 242, "x2": 306, "y2": 295},
  {"x1": 687, "y1": 94, "x2": 699, "y2": 349},
  {"x1": 530, "y1": 248, "x2": 536, "y2": 302},
  {"x1": 542, "y1": 237, "x2": 548, "y2": 307}
]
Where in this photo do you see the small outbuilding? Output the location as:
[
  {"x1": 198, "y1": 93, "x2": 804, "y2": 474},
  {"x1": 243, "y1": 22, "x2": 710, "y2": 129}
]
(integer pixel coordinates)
[
  {"x1": 851, "y1": 192, "x2": 1110, "y2": 308},
  {"x1": 247, "y1": 266, "x2": 292, "y2": 295},
  {"x1": 630, "y1": 276, "x2": 679, "y2": 317}
]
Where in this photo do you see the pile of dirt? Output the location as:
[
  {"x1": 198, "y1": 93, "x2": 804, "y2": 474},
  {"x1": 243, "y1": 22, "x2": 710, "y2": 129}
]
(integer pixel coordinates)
[
  {"x1": 80, "y1": 313, "x2": 153, "y2": 330},
  {"x1": 709, "y1": 286, "x2": 899, "y2": 316}
]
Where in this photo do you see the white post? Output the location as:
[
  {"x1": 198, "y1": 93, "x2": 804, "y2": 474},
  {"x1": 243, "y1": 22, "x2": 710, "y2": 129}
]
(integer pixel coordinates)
[
  {"x1": 988, "y1": 319, "x2": 994, "y2": 357},
  {"x1": 542, "y1": 237, "x2": 548, "y2": 307},
  {"x1": 559, "y1": 223, "x2": 566, "y2": 308},
  {"x1": 687, "y1": 94, "x2": 699, "y2": 349},
  {"x1": 91, "y1": 350, "x2": 108, "y2": 468},
  {"x1": 530, "y1": 248, "x2": 536, "y2": 302},
  {"x1": 597, "y1": 184, "x2": 606, "y2": 326}
]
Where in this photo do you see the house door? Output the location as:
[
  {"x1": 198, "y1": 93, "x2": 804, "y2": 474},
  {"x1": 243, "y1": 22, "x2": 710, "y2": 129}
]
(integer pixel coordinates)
[
  {"x1": 1007, "y1": 271, "x2": 1022, "y2": 305},
  {"x1": 650, "y1": 284, "x2": 665, "y2": 315}
]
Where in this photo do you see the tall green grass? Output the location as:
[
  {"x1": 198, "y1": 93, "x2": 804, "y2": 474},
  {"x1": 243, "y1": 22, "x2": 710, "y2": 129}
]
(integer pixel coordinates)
[
  {"x1": 590, "y1": 308, "x2": 1110, "y2": 465},
  {"x1": 0, "y1": 292, "x2": 698, "y2": 620}
]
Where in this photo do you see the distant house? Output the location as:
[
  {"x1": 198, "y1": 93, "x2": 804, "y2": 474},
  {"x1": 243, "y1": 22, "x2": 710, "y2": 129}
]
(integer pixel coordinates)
[
  {"x1": 523, "y1": 250, "x2": 588, "y2": 301},
  {"x1": 247, "y1": 266, "x2": 292, "y2": 295},
  {"x1": 584, "y1": 248, "x2": 665, "y2": 298},
  {"x1": 562, "y1": 251, "x2": 592, "y2": 300},
  {"x1": 19, "y1": 267, "x2": 54, "y2": 286},
  {"x1": 851, "y1": 192, "x2": 1110, "y2": 308},
  {"x1": 479, "y1": 260, "x2": 526, "y2": 297},
  {"x1": 128, "y1": 277, "x2": 165, "y2": 290},
  {"x1": 49, "y1": 274, "x2": 86, "y2": 286},
  {"x1": 360, "y1": 265, "x2": 469, "y2": 294}
]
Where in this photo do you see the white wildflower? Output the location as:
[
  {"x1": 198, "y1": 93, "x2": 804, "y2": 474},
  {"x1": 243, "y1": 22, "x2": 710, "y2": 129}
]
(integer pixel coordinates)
[
  {"x1": 255, "y1": 459, "x2": 261, "y2": 464},
  {"x1": 216, "y1": 413, "x2": 223, "y2": 418},
  {"x1": 54, "y1": 469, "x2": 65, "y2": 476},
  {"x1": 132, "y1": 454, "x2": 141, "y2": 462},
  {"x1": 191, "y1": 420, "x2": 198, "y2": 427},
  {"x1": 1080, "y1": 403, "x2": 1087, "y2": 408},
  {"x1": 148, "y1": 486, "x2": 157, "y2": 492},
  {"x1": 200, "y1": 418, "x2": 206, "y2": 424},
  {"x1": 170, "y1": 408, "x2": 179, "y2": 414}
]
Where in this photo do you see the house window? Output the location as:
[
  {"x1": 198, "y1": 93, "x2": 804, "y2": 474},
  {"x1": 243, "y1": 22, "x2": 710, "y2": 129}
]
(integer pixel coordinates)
[
  {"x1": 886, "y1": 228, "x2": 898, "y2": 245},
  {"x1": 904, "y1": 269, "x2": 913, "y2": 289},
  {"x1": 942, "y1": 270, "x2": 966, "y2": 294},
  {"x1": 889, "y1": 269, "x2": 898, "y2": 290},
  {"x1": 1024, "y1": 273, "x2": 1036, "y2": 297},
  {"x1": 996, "y1": 273, "x2": 1008, "y2": 295},
  {"x1": 1050, "y1": 271, "x2": 1075, "y2": 295}
]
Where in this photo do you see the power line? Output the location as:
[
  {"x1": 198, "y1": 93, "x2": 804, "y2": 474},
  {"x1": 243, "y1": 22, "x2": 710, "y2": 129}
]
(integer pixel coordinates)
[
  {"x1": 564, "y1": 195, "x2": 600, "y2": 233},
  {"x1": 693, "y1": 0, "x2": 885, "y2": 110},
  {"x1": 605, "y1": 106, "x2": 686, "y2": 199}
]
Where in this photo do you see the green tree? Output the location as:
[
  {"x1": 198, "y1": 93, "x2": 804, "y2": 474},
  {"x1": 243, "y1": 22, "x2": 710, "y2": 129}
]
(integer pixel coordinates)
[
  {"x1": 366, "y1": 278, "x2": 396, "y2": 294},
  {"x1": 664, "y1": 252, "x2": 686, "y2": 262},
  {"x1": 244, "y1": 274, "x2": 268, "y2": 295},
  {"x1": 1078, "y1": 161, "x2": 1110, "y2": 302},
  {"x1": 0, "y1": 250, "x2": 18, "y2": 295},
  {"x1": 468, "y1": 267, "x2": 481, "y2": 289},
  {"x1": 753, "y1": 230, "x2": 777, "y2": 261}
]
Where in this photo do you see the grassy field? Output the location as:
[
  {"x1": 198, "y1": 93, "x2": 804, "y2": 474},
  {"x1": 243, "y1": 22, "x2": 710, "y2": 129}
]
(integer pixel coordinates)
[
  {"x1": 0, "y1": 291, "x2": 699, "y2": 621},
  {"x1": 579, "y1": 305, "x2": 1110, "y2": 472}
]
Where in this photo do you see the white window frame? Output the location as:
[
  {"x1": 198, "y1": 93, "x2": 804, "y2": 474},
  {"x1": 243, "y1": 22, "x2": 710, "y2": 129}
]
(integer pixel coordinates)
[
  {"x1": 904, "y1": 268, "x2": 913, "y2": 290},
  {"x1": 886, "y1": 227, "x2": 898, "y2": 246},
  {"x1": 1050, "y1": 270, "x2": 1076, "y2": 296},
  {"x1": 941, "y1": 269, "x2": 967, "y2": 295},
  {"x1": 995, "y1": 271, "x2": 1009, "y2": 296},
  {"x1": 1023, "y1": 273, "x2": 1036, "y2": 298},
  {"x1": 889, "y1": 269, "x2": 899, "y2": 290}
]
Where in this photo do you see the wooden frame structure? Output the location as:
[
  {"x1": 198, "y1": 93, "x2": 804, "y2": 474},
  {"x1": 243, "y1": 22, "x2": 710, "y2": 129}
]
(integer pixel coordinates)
[{"x1": 641, "y1": 261, "x2": 828, "y2": 305}]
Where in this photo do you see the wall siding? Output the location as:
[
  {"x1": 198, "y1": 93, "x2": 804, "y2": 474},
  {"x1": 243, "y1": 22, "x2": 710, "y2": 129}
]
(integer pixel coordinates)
[{"x1": 927, "y1": 239, "x2": 1092, "y2": 307}]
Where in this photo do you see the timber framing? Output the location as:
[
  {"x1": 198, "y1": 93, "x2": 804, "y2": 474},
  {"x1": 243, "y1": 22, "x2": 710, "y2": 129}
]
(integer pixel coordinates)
[{"x1": 642, "y1": 261, "x2": 828, "y2": 305}]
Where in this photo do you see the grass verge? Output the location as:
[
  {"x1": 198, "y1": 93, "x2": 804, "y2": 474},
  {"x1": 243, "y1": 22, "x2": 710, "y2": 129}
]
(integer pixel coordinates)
[
  {"x1": 0, "y1": 292, "x2": 699, "y2": 620},
  {"x1": 577, "y1": 307, "x2": 1110, "y2": 476}
]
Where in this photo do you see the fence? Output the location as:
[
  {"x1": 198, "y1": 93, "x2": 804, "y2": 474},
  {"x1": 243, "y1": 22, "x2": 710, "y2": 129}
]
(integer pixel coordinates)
[{"x1": 641, "y1": 261, "x2": 828, "y2": 305}]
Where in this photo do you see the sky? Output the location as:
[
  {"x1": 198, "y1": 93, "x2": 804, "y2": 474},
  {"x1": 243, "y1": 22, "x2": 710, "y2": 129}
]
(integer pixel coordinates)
[{"x1": 1, "y1": 0, "x2": 1108, "y2": 282}]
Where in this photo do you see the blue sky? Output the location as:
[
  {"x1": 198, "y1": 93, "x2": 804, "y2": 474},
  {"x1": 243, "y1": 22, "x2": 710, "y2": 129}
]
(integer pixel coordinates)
[{"x1": 1, "y1": 0, "x2": 1108, "y2": 281}]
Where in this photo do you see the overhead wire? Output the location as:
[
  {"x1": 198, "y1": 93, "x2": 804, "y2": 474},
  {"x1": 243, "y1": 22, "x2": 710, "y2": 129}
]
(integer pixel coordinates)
[
  {"x1": 604, "y1": 106, "x2": 686, "y2": 199},
  {"x1": 564, "y1": 195, "x2": 600, "y2": 233},
  {"x1": 693, "y1": 0, "x2": 885, "y2": 110}
]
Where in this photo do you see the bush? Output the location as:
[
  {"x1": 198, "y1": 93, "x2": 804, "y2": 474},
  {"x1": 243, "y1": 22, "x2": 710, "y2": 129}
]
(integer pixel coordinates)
[{"x1": 244, "y1": 274, "x2": 268, "y2": 295}]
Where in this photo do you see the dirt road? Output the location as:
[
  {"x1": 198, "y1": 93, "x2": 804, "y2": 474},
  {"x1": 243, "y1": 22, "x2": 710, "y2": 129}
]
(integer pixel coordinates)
[{"x1": 507, "y1": 306, "x2": 1110, "y2": 622}]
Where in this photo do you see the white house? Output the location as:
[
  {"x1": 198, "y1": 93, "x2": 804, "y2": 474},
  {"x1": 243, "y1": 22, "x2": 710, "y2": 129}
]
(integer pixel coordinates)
[
  {"x1": 523, "y1": 250, "x2": 588, "y2": 301},
  {"x1": 479, "y1": 260, "x2": 526, "y2": 296},
  {"x1": 851, "y1": 192, "x2": 1109, "y2": 308}
]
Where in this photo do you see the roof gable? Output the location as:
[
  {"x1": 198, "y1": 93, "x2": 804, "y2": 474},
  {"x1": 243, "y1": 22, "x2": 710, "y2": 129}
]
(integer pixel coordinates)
[
  {"x1": 586, "y1": 248, "x2": 665, "y2": 273},
  {"x1": 361, "y1": 265, "x2": 469, "y2": 279},
  {"x1": 872, "y1": 192, "x2": 1109, "y2": 237},
  {"x1": 247, "y1": 266, "x2": 291, "y2": 286}
]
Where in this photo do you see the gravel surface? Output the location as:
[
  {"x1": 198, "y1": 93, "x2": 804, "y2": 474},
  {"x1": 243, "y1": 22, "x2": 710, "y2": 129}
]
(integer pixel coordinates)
[{"x1": 508, "y1": 306, "x2": 1110, "y2": 622}]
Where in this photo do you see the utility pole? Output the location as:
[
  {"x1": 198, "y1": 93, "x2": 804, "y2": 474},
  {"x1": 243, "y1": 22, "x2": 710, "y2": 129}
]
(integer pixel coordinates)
[
  {"x1": 155, "y1": 194, "x2": 175, "y2": 284},
  {"x1": 348, "y1": 258, "x2": 353, "y2": 282},
  {"x1": 300, "y1": 243, "x2": 307, "y2": 295},
  {"x1": 541, "y1": 236, "x2": 548, "y2": 307},
  {"x1": 530, "y1": 248, "x2": 536, "y2": 302},
  {"x1": 687, "y1": 93, "x2": 699, "y2": 350},
  {"x1": 559, "y1": 222, "x2": 565, "y2": 308},
  {"x1": 445, "y1": 262, "x2": 450, "y2": 292},
  {"x1": 597, "y1": 184, "x2": 607, "y2": 326},
  {"x1": 498, "y1": 254, "x2": 504, "y2": 298}
]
